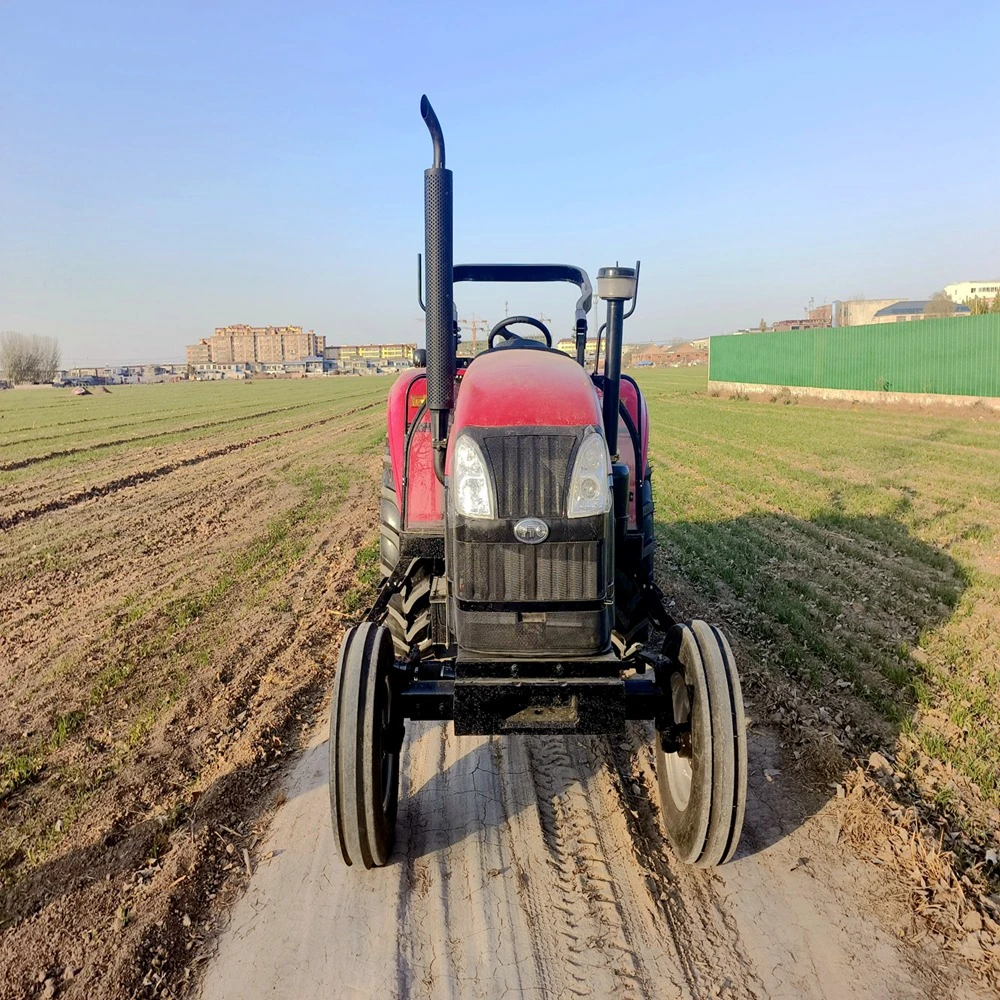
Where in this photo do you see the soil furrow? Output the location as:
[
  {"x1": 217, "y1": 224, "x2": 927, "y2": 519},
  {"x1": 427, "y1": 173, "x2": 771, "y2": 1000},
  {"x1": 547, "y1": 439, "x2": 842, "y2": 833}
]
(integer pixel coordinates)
[
  {"x1": 0, "y1": 396, "x2": 337, "y2": 471},
  {"x1": 0, "y1": 400, "x2": 382, "y2": 530}
]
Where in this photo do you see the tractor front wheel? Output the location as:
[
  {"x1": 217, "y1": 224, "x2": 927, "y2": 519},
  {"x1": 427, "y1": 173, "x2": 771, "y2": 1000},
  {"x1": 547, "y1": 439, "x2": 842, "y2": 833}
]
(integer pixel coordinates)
[
  {"x1": 656, "y1": 621, "x2": 747, "y2": 867},
  {"x1": 328, "y1": 622, "x2": 401, "y2": 868}
]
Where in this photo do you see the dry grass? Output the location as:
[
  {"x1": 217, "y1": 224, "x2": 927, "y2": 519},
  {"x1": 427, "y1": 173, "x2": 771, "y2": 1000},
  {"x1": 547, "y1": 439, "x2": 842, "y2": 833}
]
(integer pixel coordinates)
[{"x1": 839, "y1": 765, "x2": 1000, "y2": 984}]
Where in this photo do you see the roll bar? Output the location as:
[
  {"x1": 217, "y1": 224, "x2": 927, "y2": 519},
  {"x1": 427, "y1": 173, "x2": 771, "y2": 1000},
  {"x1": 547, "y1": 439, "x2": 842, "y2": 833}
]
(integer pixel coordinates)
[{"x1": 453, "y1": 263, "x2": 593, "y2": 326}]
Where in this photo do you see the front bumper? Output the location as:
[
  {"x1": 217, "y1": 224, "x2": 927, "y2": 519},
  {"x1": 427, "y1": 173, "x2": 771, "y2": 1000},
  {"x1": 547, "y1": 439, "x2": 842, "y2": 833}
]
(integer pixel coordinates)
[{"x1": 399, "y1": 658, "x2": 664, "y2": 735}]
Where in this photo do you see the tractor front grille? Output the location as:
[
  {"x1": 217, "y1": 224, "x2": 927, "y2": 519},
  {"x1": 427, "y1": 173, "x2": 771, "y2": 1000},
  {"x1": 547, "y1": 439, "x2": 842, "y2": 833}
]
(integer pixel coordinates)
[
  {"x1": 453, "y1": 540, "x2": 604, "y2": 602},
  {"x1": 452, "y1": 430, "x2": 608, "y2": 655},
  {"x1": 481, "y1": 433, "x2": 576, "y2": 518}
]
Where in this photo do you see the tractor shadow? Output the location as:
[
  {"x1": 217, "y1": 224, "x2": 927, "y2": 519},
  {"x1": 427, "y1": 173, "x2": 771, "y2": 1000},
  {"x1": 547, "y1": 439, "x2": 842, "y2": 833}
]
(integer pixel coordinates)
[
  {"x1": 396, "y1": 728, "x2": 607, "y2": 863},
  {"x1": 651, "y1": 509, "x2": 968, "y2": 861}
]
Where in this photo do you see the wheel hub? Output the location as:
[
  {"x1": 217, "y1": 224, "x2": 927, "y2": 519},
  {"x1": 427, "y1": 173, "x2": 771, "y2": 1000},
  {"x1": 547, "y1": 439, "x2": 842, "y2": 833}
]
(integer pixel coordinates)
[{"x1": 664, "y1": 672, "x2": 693, "y2": 810}]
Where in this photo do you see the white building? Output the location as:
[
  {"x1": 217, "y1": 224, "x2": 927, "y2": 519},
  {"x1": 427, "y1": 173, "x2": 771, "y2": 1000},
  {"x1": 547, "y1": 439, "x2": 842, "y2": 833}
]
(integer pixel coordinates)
[{"x1": 944, "y1": 281, "x2": 1000, "y2": 304}]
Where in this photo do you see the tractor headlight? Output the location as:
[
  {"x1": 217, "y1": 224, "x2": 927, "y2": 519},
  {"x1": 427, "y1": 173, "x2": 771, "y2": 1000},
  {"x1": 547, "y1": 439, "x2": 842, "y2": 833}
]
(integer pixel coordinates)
[
  {"x1": 452, "y1": 435, "x2": 496, "y2": 519},
  {"x1": 567, "y1": 430, "x2": 613, "y2": 518}
]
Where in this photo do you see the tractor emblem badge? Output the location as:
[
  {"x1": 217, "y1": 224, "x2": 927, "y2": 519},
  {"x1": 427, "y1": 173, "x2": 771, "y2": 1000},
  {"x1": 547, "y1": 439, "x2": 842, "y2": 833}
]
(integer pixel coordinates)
[{"x1": 514, "y1": 518, "x2": 549, "y2": 544}]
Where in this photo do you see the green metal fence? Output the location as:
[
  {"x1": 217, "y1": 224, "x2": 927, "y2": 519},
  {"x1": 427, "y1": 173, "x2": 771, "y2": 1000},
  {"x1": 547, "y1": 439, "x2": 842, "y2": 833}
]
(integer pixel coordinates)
[{"x1": 709, "y1": 314, "x2": 1000, "y2": 398}]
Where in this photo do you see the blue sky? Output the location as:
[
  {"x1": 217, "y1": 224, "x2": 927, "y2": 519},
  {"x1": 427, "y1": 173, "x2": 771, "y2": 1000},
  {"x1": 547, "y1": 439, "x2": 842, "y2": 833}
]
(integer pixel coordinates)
[{"x1": 2, "y1": 1, "x2": 999, "y2": 365}]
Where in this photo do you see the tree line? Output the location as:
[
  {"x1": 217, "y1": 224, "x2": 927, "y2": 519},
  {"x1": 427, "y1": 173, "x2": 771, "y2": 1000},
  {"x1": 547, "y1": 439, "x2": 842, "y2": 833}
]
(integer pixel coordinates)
[
  {"x1": 962, "y1": 292, "x2": 1000, "y2": 316},
  {"x1": 0, "y1": 332, "x2": 62, "y2": 384}
]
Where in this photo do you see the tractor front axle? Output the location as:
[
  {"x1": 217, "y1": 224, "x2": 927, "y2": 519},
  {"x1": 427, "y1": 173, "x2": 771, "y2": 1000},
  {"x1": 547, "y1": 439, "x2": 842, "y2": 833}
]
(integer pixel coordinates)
[{"x1": 396, "y1": 665, "x2": 670, "y2": 737}]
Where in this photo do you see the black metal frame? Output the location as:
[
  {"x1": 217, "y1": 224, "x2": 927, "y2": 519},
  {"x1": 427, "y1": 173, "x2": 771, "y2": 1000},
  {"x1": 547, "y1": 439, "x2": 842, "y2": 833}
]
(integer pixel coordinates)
[
  {"x1": 367, "y1": 559, "x2": 682, "y2": 741},
  {"x1": 394, "y1": 654, "x2": 683, "y2": 740},
  {"x1": 453, "y1": 263, "x2": 593, "y2": 330}
]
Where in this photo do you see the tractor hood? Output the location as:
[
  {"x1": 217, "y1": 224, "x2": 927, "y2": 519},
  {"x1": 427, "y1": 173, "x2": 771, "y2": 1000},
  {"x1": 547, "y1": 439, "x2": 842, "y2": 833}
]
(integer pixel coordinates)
[{"x1": 447, "y1": 348, "x2": 603, "y2": 467}]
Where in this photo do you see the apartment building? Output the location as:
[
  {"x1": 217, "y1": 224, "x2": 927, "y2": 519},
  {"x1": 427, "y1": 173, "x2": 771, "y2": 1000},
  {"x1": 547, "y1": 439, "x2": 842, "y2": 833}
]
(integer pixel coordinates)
[{"x1": 186, "y1": 325, "x2": 326, "y2": 367}]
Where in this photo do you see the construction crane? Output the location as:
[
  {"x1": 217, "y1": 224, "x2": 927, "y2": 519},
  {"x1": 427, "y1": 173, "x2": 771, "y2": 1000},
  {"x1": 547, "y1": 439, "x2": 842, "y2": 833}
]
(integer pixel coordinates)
[{"x1": 458, "y1": 313, "x2": 489, "y2": 355}]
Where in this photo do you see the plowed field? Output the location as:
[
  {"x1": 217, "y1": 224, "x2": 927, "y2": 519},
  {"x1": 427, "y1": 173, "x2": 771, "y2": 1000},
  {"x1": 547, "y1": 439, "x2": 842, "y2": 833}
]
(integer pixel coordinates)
[{"x1": 1, "y1": 378, "x2": 388, "y2": 997}]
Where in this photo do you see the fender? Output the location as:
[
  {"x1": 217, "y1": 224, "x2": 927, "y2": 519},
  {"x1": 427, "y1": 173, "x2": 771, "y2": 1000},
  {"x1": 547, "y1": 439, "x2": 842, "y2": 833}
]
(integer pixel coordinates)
[{"x1": 386, "y1": 369, "x2": 445, "y2": 526}]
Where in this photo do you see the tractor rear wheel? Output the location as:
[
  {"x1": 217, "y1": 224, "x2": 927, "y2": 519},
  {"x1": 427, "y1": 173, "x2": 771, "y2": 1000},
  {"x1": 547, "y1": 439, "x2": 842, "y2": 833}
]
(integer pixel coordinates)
[
  {"x1": 379, "y1": 450, "x2": 401, "y2": 579},
  {"x1": 379, "y1": 449, "x2": 434, "y2": 658},
  {"x1": 656, "y1": 621, "x2": 747, "y2": 866},
  {"x1": 328, "y1": 622, "x2": 401, "y2": 868},
  {"x1": 385, "y1": 565, "x2": 433, "y2": 659}
]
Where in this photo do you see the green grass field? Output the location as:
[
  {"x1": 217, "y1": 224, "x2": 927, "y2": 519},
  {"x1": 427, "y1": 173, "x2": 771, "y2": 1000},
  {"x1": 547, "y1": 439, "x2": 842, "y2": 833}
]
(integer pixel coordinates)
[
  {"x1": 636, "y1": 367, "x2": 1000, "y2": 850},
  {"x1": 0, "y1": 377, "x2": 388, "y2": 480}
]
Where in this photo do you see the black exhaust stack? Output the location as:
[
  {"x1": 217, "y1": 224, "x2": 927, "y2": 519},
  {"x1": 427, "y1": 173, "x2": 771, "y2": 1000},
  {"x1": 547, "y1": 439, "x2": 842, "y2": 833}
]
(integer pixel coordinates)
[{"x1": 420, "y1": 96, "x2": 455, "y2": 485}]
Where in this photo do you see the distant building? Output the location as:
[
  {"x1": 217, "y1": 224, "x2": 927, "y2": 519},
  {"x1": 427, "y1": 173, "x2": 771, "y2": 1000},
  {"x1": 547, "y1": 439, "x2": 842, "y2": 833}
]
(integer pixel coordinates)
[
  {"x1": 872, "y1": 300, "x2": 972, "y2": 323},
  {"x1": 630, "y1": 341, "x2": 708, "y2": 367},
  {"x1": 772, "y1": 318, "x2": 828, "y2": 332},
  {"x1": 805, "y1": 299, "x2": 908, "y2": 327},
  {"x1": 325, "y1": 343, "x2": 414, "y2": 361},
  {"x1": 281, "y1": 356, "x2": 326, "y2": 374},
  {"x1": 806, "y1": 298, "x2": 974, "y2": 328},
  {"x1": 325, "y1": 343, "x2": 416, "y2": 371},
  {"x1": 632, "y1": 345, "x2": 673, "y2": 365},
  {"x1": 807, "y1": 304, "x2": 834, "y2": 326},
  {"x1": 944, "y1": 281, "x2": 1000, "y2": 305},
  {"x1": 630, "y1": 342, "x2": 707, "y2": 366},
  {"x1": 186, "y1": 341, "x2": 211, "y2": 366},
  {"x1": 63, "y1": 367, "x2": 106, "y2": 386},
  {"x1": 186, "y1": 325, "x2": 325, "y2": 367},
  {"x1": 836, "y1": 299, "x2": 906, "y2": 327},
  {"x1": 555, "y1": 338, "x2": 600, "y2": 364}
]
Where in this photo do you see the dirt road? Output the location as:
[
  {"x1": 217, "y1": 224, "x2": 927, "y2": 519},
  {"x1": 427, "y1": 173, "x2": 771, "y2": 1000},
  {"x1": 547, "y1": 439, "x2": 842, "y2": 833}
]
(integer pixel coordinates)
[{"x1": 201, "y1": 716, "x2": 980, "y2": 999}]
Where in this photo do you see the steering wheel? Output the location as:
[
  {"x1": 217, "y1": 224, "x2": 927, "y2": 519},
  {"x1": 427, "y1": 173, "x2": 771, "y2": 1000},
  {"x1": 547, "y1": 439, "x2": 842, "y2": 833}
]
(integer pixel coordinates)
[{"x1": 487, "y1": 315, "x2": 552, "y2": 350}]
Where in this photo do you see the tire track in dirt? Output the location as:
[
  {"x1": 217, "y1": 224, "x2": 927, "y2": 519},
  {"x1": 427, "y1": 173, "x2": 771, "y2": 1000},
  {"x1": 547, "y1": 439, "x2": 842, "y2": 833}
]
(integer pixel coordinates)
[
  {"x1": 523, "y1": 736, "x2": 649, "y2": 998},
  {"x1": 0, "y1": 400, "x2": 382, "y2": 531},
  {"x1": 602, "y1": 731, "x2": 762, "y2": 998},
  {"x1": 488, "y1": 739, "x2": 559, "y2": 999},
  {"x1": 199, "y1": 712, "x2": 990, "y2": 1000},
  {"x1": 201, "y1": 721, "x2": 695, "y2": 1000}
]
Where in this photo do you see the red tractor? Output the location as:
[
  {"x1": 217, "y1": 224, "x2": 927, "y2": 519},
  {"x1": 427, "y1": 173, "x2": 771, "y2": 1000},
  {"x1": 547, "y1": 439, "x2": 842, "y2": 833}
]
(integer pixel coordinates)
[{"x1": 329, "y1": 97, "x2": 747, "y2": 870}]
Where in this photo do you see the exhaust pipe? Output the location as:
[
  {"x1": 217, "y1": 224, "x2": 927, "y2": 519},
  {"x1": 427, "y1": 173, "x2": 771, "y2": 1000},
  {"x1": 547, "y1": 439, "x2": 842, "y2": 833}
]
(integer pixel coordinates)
[{"x1": 420, "y1": 96, "x2": 455, "y2": 485}]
